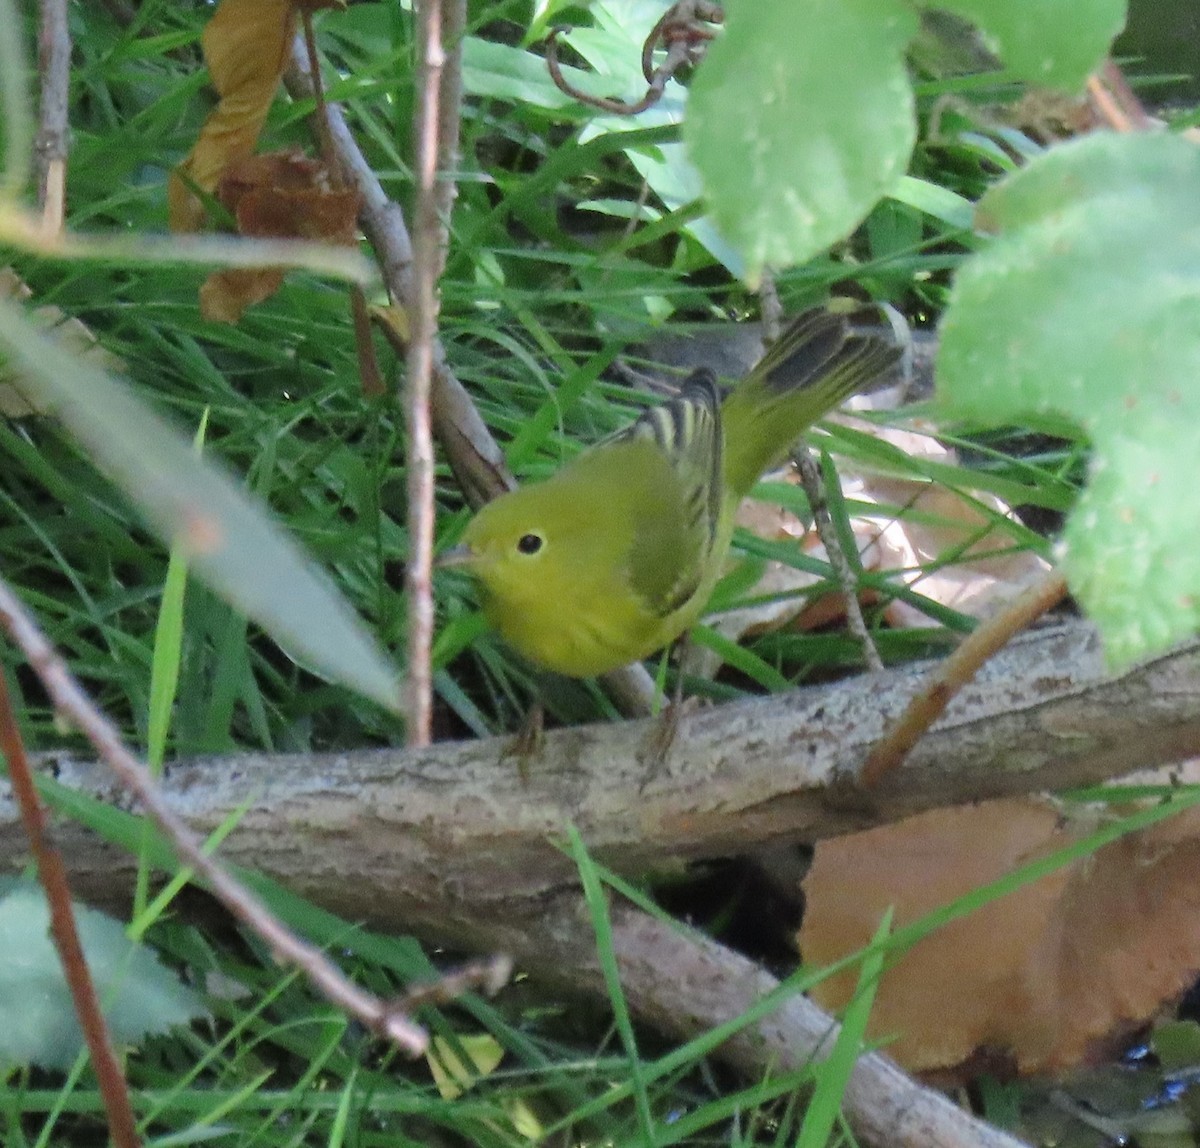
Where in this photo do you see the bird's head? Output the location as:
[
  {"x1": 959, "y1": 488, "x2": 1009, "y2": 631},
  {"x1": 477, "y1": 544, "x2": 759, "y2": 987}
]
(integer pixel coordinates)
[{"x1": 438, "y1": 482, "x2": 601, "y2": 613}]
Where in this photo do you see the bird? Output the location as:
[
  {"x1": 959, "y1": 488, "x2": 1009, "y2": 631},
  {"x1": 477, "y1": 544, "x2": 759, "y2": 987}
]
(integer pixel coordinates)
[{"x1": 440, "y1": 307, "x2": 901, "y2": 683}]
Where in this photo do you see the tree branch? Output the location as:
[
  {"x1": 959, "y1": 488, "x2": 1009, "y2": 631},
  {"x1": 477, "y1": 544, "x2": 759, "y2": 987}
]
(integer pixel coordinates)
[
  {"x1": 0, "y1": 668, "x2": 141, "y2": 1148},
  {"x1": 10, "y1": 618, "x2": 1193, "y2": 1148},
  {"x1": 286, "y1": 35, "x2": 508, "y2": 508},
  {"x1": 6, "y1": 621, "x2": 1197, "y2": 941},
  {"x1": 405, "y1": 0, "x2": 456, "y2": 745}
]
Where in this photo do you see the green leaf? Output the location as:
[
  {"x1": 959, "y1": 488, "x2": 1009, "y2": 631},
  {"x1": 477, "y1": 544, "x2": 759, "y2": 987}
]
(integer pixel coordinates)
[
  {"x1": 931, "y1": 0, "x2": 1127, "y2": 91},
  {"x1": 889, "y1": 175, "x2": 974, "y2": 232},
  {"x1": 0, "y1": 879, "x2": 208, "y2": 1070},
  {"x1": 570, "y1": 0, "x2": 747, "y2": 274},
  {"x1": 685, "y1": 0, "x2": 918, "y2": 281},
  {"x1": 938, "y1": 132, "x2": 1200, "y2": 666},
  {"x1": 462, "y1": 37, "x2": 613, "y2": 110},
  {"x1": 0, "y1": 299, "x2": 402, "y2": 713}
]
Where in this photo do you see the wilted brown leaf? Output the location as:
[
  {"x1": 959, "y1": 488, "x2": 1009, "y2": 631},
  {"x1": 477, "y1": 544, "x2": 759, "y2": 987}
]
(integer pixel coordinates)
[
  {"x1": 170, "y1": 0, "x2": 296, "y2": 232},
  {"x1": 169, "y1": 0, "x2": 345, "y2": 232},
  {"x1": 198, "y1": 150, "x2": 361, "y2": 322},
  {"x1": 711, "y1": 417, "x2": 1051, "y2": 651},
  {"x1": 849, "y1": 422, "x2": 1052, "y2": 627},
  {"x1": 800, "y1": 773, "x2": 1200, "y2": 1082}
]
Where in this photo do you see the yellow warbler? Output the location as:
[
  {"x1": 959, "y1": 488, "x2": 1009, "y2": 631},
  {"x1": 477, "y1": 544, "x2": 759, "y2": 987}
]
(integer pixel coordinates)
[{"x1": 444, "y1": 309, "x2": 899, "y2": 678}]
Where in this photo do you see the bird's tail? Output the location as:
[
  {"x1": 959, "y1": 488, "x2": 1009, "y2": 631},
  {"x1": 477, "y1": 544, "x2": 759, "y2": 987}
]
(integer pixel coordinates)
[{"x1": 720, "y1": 309, "x2": 901, "y2": 499}]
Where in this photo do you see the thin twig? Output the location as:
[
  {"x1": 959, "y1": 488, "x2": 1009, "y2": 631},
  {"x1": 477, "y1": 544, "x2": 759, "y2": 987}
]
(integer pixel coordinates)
[
  {"x1": 0, "y1": 577, "x2": 433, "y2": 1055},
  {"x1": 546, "y1": 0, "x2": 721, "y2": 115},
  {"x1": 1086, "y1": 58, "x2": 1153, "y2": 134},
  {"x1": 1085, "y1": 74, "x2": 1131, "y2": 133},
  {"x1": 398, "y1": 953, "x2": 513, "y2": 1011},
  {"x1": 405, "y1": 0, "x2": 455, "y2": 747},
  {"x1": 284, "y1": 34, "x2": 660, "y2": 718},
  {"x1": 859, "y1": 569, "x2": 1069, "y2": 787},
  {"x1": 794, "y1": 447, "x2": 884, "y2": 673},
  {"x1": 758, "y1": 273, "x2": 783, "y2": 341},
  {"x1": 300, "y1": 10, "x2": 337, "y2": 168},
  {"x1": 763, "y1": 281, "x2": 882, "y2": 674},
  {"x1": 1099, "y1": 59, "x2": 1153, "y2": 129},
  {"x1": 35, "y1": 0, "x2": 71, "y2": 232},
  {"x1": 435, "y1": 0, "x2": 467, "y2": 278},
  {"x1": 0, "y1": 668, "x2": 142, "y2": 1148}
]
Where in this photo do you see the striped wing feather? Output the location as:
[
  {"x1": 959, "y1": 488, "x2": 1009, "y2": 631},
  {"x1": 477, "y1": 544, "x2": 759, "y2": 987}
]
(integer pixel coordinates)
[{"x1": 609, "y1": 369, "x2": 723, "y2": 616}]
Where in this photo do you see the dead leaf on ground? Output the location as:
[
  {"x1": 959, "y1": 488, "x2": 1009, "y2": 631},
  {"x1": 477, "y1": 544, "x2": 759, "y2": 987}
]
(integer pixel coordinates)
[
  {"x1": 799, "y1": 766, "x2": 1200, "y2": 1082},
  {"x1": 848, "y1": 420, "x2": 1052, "y2": 627},
  {"x1": 711, "y1": 416, "x2": 1051, "y2": 651}
]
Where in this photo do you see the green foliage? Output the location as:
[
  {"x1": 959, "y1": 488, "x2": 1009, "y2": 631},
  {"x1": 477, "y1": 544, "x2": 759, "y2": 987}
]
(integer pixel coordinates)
[
  {"x1": 0, "y1": 301, "x2": 401, "y2": 714},
  {"x1": 685, "y1": 0, "x2": 1126, "y2": 278},
  {"x1": 0, "y1": 878, "x2": 207, "y2": 1072},
  {"x1": 939, "y1": 132, "x2": 1200, "y2": 665},
  {"x1": 687, "y1": 0, "x2": 918, "y2": 282},
  {"x1": 935, "y1": 0, "x2": 1127, "y2": 88}
]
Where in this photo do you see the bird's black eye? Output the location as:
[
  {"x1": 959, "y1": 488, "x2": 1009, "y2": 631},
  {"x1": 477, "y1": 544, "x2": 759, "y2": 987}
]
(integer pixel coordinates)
[{"x1": 517, "y1": 532, "x2": 544, "y2": 555}]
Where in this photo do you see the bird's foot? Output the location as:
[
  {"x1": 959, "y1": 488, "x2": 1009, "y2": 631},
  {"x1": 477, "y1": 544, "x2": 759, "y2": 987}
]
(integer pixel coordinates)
[
  {"x1": 637, "y1": 694, "x2": 702, "y2": 781},
  {"x1": 501, "y1": 702, "x2": 545, "y2": 783}
]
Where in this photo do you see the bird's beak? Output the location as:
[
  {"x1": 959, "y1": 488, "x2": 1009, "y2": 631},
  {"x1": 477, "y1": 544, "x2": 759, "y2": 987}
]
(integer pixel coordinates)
[{"x1": 434, "y1": 543, "x2": 477, "y2": 569}]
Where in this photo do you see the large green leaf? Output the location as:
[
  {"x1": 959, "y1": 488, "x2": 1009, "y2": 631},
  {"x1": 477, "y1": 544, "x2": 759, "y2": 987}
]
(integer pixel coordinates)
[
  {"x1": 0, "y1": 879, "x2": 208, "y2": 1070},
  {"x1": 685, "y1": 0, "x2": 918, "y2": 281},
  {"x1": 938, "y1": 132, "x2": 1200, "y2": 665},
  {"x1": 934, "y1": 0, "x2": 1126, "y2": 90},
  {"x1": 0, "y1": 300, "x2": 402, "y2": 713}
]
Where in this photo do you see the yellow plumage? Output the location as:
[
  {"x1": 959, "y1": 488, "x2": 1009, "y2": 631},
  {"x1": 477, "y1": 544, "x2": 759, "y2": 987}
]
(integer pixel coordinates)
[{"x1": 447, "y1": 309, "x2": 899, "y2": 678}]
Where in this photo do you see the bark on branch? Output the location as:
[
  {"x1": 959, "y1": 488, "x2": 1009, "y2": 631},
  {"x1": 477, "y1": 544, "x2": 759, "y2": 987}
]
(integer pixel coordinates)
[
  {"x1": 9, "y1": 618, "x2": 1190, "y2": 1148},
  {"x1": 4, "y1": 621, "x2": 1198, "y2": 946}
]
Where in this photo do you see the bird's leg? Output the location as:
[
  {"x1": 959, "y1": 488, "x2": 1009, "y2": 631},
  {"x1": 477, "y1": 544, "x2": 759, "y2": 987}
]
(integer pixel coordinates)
[
  {"x1": 501, "y1": 700, "x2": 544, "y2": 782},
  {"x1": 639, "y1": 639, "x2": 692, "y2": 770}
]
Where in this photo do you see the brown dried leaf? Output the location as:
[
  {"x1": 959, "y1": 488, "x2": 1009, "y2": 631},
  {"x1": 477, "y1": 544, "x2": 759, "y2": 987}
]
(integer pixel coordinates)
[
  {"x1": 800, "y1": 775, "x2": 1200, "y2": 1081},
  {"x1": 199, "y1": 267, "x2": 287, "y2": 324},
  {"x1": 220, "y1": 152, "x2": 360, "y2": 243},
  {"x1": 198, "y1": 151, "x2": 361, "y2": 322},
  {"x1": 712, "y1": 418, "x2": 1051, "y2": 649},
  {"x1": 170, "y1": 0, "x2": 298, "y2": 233},
  {"x1": 847, "y1": 422, "x2": 1052, "y2": 627}
]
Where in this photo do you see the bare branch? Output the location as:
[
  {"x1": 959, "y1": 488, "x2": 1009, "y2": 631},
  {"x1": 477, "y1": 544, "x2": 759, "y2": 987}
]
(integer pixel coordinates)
[
  {"x1": 794, "y1": 446, "x2": 885, "y2": 673},
  {"x1": 435, "y1": 0, "x2": 467, "y2": 271},
  {"x1": 567, "y1": 903, "x2": 1032, "y2": 1148},
  {"x1": 859, "y1": 570, "x2": 1069, "y2": 787},
  {"x1": 404, "y1": 0, "x2": 456, "y2": 746},
  {"x1": 35, "y1": 0, "x2": 71, "y2": 231},
  {"x1": 285, "y1": 36, "x2": 510, "y2": 507},
  {"x1": 0, "y1": 668, "x2": 141, "y2": 1148},
  {"x1": 0, "y1": 577, "x2": 432, "y2": 1057},
  {"x1": 9, "y1": 621, "x2": 1199, "y2": 941}
]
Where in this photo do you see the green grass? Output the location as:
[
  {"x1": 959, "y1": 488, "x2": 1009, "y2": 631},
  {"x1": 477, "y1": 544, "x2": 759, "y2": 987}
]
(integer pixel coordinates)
[{"x1": 2, "y1": 1, "x2": 1191, "y2": 1145}]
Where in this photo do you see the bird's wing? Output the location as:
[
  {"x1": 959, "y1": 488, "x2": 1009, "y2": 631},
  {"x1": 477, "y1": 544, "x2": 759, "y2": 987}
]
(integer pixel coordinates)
[{"x1": 606, "y1": 369, "x2": 723, "y2": 616}]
